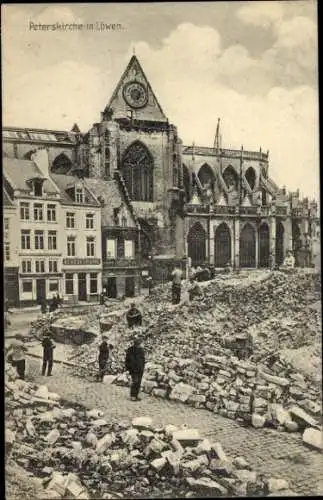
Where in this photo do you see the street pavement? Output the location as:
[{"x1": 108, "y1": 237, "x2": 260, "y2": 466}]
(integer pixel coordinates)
[{"x1": 25, "y1": 358, "x2": 323, "y2": 497}]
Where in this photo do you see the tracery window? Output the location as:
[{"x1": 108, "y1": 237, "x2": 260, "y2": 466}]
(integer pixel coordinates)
[{"x1": 121, "y1": 141, "x2": 153, "y2": 201}]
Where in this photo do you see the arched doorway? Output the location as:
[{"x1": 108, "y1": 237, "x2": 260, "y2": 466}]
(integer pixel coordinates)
[
  {"x1": 183, "y1": 164, "x2": 191, "y2": 202},
  {"x1": 245, "y1": 167, "x2": 256, "y2": 190},
  {"x1": 187, "y1": 222, "x2": 206, "y2": 266},
  {"x1": 239, "y1": 223, "x2": 256, "y2": 267},
  {"x1": 214, "y1": 223, "x2": 231, "y2": 267},
  {"x1": 276, "y1": 221, "x2": 284, "y2": 266},
  {"x1": 52, "y1": 153, "x2": 73, "y2": 174},
  {"x1": 258, "y1": 223, "x2": 270, "y2": 267},
  {"x1": 121, "y1": 141, "x2": 153, "y2": 201},
  {"x1": 292, "y1": 221, "x2": 302, "y2": 267}
]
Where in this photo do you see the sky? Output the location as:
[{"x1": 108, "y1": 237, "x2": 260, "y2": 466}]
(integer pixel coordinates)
[{"x1": 2, "y1": 1, "x2": 319, "y2": 200}]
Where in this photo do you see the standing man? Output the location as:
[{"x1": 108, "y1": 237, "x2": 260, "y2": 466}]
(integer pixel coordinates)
[
  {"x1": 97, "y1": 334, "x2": 111, "y2": 382},
  {"x1": 126, "y1": 303, "x2": 142, "y2": 328},
  {"x1": 171, "y1": 266, "x2": 183, "y2": 304},
  {"x1": 125, "y1": 337, "x2": 145, "y2": 401},
  {"x1": 6, "y1": 334, "x2": 28, "y2": 380},
  {"x1": 41, "y1": 332, "x2": 56, "y2": 376}
]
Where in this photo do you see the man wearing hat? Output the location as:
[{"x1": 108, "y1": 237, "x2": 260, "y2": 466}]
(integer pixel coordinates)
[
  {"x1": 6, "y1": 334, "x2": 28, "y2": 380},
  {"x1": 125, "y1": 335, "x2": 145, "y2": 401},
  {"x1": 41, "y1": 331, "x2": 56, "y2": 376},
  {"x1": 126, "y1": 303, "x2": 142, "y2": 329},
  {"x1": 98, "y1": 334, "x2": 112, "y2": 382}
]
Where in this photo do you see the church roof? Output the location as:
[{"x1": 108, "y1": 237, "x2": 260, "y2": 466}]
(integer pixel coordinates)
[
  {"x1": 182, "y1": 145, "x2": 269, "y2": 162},
  {"x1": 3, "y1": 126, "x2": 77, "y2": 144},
  {"x1": 3, "y1": 157, "x2": 59, "y2": 194}
]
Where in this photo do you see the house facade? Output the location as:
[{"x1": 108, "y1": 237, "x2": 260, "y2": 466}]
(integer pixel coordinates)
[{"x1": 50, "y1": 173, "x2": 102, "y2": 303}]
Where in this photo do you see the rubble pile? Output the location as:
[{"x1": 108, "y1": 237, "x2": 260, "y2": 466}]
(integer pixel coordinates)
[
  {"x1": 113, "y1": 351, "x2": 321, "y2": 430},
  {"x1": 6, "y1": 365, "x2": 298, "y2": 498}
]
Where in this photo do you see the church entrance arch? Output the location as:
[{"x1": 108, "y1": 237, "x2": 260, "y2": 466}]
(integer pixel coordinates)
[
  {"x1": 214, "y1": 223, "x2": 231, "y2": 267},
  {"x1": 276, "y1": 221, "x2": 284, "y2": 266},
  {"x1": 258, "y1": 223, "x2": 270, "y2": 267},
  {"x1": 187, "y1": 222, "x2": 206, "y2": 266},
  {"x1": 239, "y1": 223, "x2": 256, "y2": 267}
]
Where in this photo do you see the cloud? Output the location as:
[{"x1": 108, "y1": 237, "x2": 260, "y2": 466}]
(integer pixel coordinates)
[
  {"x1": 130, "y1": 23, "x2": 319, "y2": 200},
  {"x1": 237, "y1": 2, "x2": 284, "y2": 28}
]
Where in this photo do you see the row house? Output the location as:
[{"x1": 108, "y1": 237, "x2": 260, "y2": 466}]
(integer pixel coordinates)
[
  {"x1": 51, "y1": 173, "x2": 102, "y2": 303},
  {"x1": 86, "y1": 176, "x2": 141, "y2": 298},
  {"x1": 3, "y1": 188, "x2": 20, "y2": 306},
  {"x1": 3, "y1": 149, "x2": 102, "y2": 307},
  {"x1": 3, "y1": 153, "x2": 62, "y2": 306}
]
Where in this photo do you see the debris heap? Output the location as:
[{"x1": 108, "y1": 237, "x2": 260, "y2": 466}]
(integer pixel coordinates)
[{"x1": 6, "y1": 364, "x2": 299, "y2": 499}]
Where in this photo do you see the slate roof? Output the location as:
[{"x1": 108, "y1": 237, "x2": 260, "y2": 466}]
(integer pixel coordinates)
[
  {"x1": 3, "y1": 188, "x2": 14, "y2": 207},
  {"x1": 50, "y1": 174, "x2": 100, "y2": 207},
  {"x1": 182, "y1": 145, "x2": 269, "y2": 162},
  {"x1": 3, "y1": 157, "x2": 59, "y2": 194},
  {"x1": 3, "y1": 127, "x2": 77, "y2": 144}
]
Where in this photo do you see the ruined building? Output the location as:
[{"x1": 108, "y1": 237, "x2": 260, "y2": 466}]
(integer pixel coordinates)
[{"x1": 3, "y1": 55, "x2": 320, "y2": 292}]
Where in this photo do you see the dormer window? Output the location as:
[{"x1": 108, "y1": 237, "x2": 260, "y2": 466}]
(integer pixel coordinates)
[
  {"x1": 75, "y1": 187, "x2": 84, "y2": 203},
  {"x1": 34, "y1": 179, "x2": 43, "y2": 197}
]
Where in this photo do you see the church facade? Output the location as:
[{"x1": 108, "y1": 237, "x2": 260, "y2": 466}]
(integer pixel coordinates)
[{"x1": 3, "y1": 55, "x2": 320, "y2": 287}]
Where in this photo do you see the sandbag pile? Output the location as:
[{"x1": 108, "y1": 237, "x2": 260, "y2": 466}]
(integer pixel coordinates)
[{"x1": 5, "y1": 364, "x2": 297, "y2": 499}]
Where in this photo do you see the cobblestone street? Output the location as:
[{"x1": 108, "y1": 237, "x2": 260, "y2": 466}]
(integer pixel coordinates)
[{"x1": 27, "y1": 358, "x2": 323, "y2": 496}]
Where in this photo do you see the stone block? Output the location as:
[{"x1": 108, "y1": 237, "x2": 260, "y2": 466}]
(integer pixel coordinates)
[
  {"x1": 169, "y1": 383, "x2": 195, "y2": 403},
  {"x1": 122, "y1": 428, "x2": 139, "y2": 446},
  {"x1": 45, "y1": 429, "x2": 60, "y2": 445},
  {"x1": 235, "y1": 469, "x2": 257, "y2": 483},
  {"x1": 92, "y1": 419, "x2": 108, "y2": 428},
  {"x1": 85, "y1": 432, "x2": 98, "y2": 448},
  {"x1": 190, "y1": 477, "x2": 228, "y2": 495},
  {"x1": 261, "y1": 372, "x2": 290, "y2": 387},
  {"x1": 46, "y1": 472, "x2": 67, "y2": 496},
  {"x1": 290, "y1": 406, "x2": 320, "y2": 429},
  {"x1": 164, "y1": 424, "x2": 178, "y2": 437},
  {"x1": 211, "y1": 442, "x2": 228, "y2": 462},
  {"x1": 96, "y1": 433, "x2": 116, "y2": 454},
  {"x1": 252, "y1": 414, "x2": 266, "y2": 428},
  {"x1": 132, "y1": 417, "x2": 153, "y2": 429},
  {"x1": 152, "y1": 388, "x2": 167, "y2": 398},
  {"x1": 35, "y1": 385, "x2": 49, "y2": 399},
  {"x1": 284, "y1": 420, "x2": 299, "y2": 432},
  {"x1": 233, "y1": 456, "x2": 250, "y2": 469},
  {"x1": 103, "y1": 375, "x2": 117, "y2": 384},
  {"x1": 173, "y1": 429, "x2": 201, "y2": 447},
  {"x1": 87, "y1": 409, "x2": 104, "y2": 419},
  {"x1": 268, "y1": 478, "x2": 290, "y2": 493},
  {"x1": 209, "y1": 459, "x2": 233, "y2": 476},
  {"x1": 150, "y1": 457, "x2": 167, "y2": 472},
  {"x1": 195, "y1": 438, "x2": 212, "y2": 455},
  {"x1": 302, "y1": 427, "x2": 323, "y2": 451}
]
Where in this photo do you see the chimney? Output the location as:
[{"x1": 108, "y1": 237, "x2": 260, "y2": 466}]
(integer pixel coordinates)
[{"x1": 31, "y1": 148, "x2": 50, "y2": 178}]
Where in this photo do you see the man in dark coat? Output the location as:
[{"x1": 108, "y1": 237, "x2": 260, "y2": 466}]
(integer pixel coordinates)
[
  {"x1": 98, "y1": 335, "x2": 111, "y2": 382},
  {"x1": 41, "y1": 332, "x2": 56, "y2": 376},
  {"x1": 126, "y1": 303, "x2": 142, "y2": 328},
  {"x1": 125, "y1": 337, "x2": 145, "y2": 401}
]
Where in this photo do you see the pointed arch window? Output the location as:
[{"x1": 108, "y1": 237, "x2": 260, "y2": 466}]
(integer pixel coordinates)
[
  {"x1": 198, "y1": 163, "x2": 215, "y2": 189},
  {"x1": 52, "y1": 153, "x2": 73, "y2": 174},
  {"x1": 121, "y1": 141, "x2": 153, "y2": 201}
]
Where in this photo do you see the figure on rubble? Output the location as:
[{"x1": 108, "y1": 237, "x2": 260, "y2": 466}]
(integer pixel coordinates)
[
  {"x1": 6, "y1": 334, "x2": 28, "y2": 380},
  {"x1": 40, "y1": 299, "x2": 48, "y2": 314},
  {"x1": 125, "y1": 336, "x2": 146, "y2": 401},
  {"x1": 188, "y1": 277, "x2": 203, "y2": 302},
  {"x1": 126, "y1": 303, "x2": 143, "y2": 328},
  {"x1": 281, "y1": 250, "x2": 295, "y2": 270},
  {"x1": 171, "y1": 265, "x2": 183, "y2": 304},
  {"x1": 97, "y1": 334, "x2": 112, "y2": 382},
  {"x1": 49, "y1": 294, "x2": 58, "y2": 313},
  {"x1": 41, "y1": 331, "x2": 56, "y2": 376}
]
